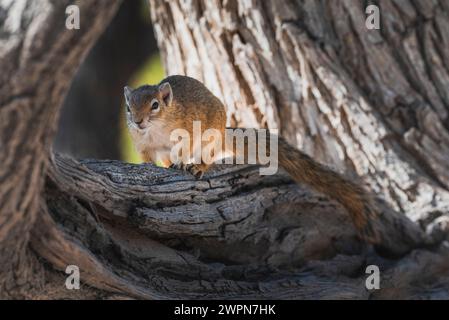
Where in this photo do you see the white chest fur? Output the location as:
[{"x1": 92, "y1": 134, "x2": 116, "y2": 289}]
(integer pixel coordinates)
[{"x1": 128, "y1": 120, "x2": 174, "y2": 164}]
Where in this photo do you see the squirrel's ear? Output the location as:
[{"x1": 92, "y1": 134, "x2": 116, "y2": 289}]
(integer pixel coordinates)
[
  {"x1": 124, "y1": 86, "x2": 133, "y2": 105},
  {"x1": 159, "y1": 82, "x2": 173, "y2": 106}
]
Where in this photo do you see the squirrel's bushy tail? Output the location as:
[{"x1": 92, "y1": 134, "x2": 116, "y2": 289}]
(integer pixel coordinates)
[
  {"x1": 277, "y1": 137, "x2": 381, "y2": 243},
  {"x1": 227, "y1": 128, "x2": 381, "y2": 244}
]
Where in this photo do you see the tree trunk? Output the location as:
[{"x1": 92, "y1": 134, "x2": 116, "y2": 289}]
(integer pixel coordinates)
[
  {"x1": 1, "y1": 0, "x2": 449, "y2": 299},
  {"x1": 0, "y1": 0, "x2": 122, "y2": 298}
]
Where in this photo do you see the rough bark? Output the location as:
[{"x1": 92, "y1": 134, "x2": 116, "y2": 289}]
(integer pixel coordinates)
[
  {"x1": 0, "y1": 0, "x2": 121, "y2": 298},
  {"x1": 146, "y1": 0, "x2": 449, "y2": 295},
  {"x1": 1, "y1": 0, "x2": 449, "y2": 299},
  {"x1": 149, "y1": 0, "x2": 449, "y2": 221},
  {"x1": 31, "y1": 154, "x2": 449, "y2": 299}
]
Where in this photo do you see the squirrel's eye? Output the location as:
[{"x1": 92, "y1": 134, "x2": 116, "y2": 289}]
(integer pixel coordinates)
[
  {"x1": 126, "y1": 104, "x2": 131, "y2": 113},
  {"x1": 151, "y1": 101, "x2": 159, "y2": 110}
]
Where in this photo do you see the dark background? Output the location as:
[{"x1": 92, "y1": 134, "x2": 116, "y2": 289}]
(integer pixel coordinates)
[{"x1": 54, "y1": 0, "x2": 160, "y2": 161}]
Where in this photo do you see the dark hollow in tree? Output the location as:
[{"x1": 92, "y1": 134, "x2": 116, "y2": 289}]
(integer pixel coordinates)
[{"x1": 0, "y1": 0, "x2": 448, "y2": 299}]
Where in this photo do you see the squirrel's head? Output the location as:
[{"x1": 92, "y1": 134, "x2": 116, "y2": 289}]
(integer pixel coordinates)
[{"x1": 124, "y1": 82, "x2": 173, "y2": 130}]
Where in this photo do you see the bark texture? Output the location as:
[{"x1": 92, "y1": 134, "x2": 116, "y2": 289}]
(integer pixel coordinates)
[
  {"x1": 150, "y1": 0, "x2": 449, "y2": 221},
  {"x1": 1, "y1": 0, "x2": 449, "y2": 299},
  {"x1": 148, "y1": 0, "x2": 449, "y2": 292}
]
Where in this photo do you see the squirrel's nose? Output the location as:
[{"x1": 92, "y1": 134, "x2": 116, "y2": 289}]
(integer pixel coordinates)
[{"x1": 134, "y1": 119, "x2": 145, "y2": 129}]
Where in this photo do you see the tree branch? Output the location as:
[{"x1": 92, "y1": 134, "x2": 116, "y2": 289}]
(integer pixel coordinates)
[{"x1": 29, "y1": 153, "x2": 449, "y2": 299}]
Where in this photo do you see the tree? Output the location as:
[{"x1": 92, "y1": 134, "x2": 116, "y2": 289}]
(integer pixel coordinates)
[{"x1": 0, "y1": 0, "x2": 448, "y2": 299}]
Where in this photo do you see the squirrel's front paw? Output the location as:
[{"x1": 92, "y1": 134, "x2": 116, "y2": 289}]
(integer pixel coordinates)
[
  {"x1": 170, "y1": 162, "x2": 207, "y2": 179},
  {"x1": 185, "y1": 164, "x2": 205, "y2": 179},
  {"x1": 169, "y1": 162, "x2": 187, "y2": 171}
]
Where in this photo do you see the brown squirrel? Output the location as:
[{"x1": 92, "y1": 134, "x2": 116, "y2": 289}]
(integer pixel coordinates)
[{"x1": 124, "y1": 75, "x2": 381, "y2": 244}]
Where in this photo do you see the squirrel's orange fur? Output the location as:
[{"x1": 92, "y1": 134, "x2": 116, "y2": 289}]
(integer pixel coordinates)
[{"x1": 125, "y1": 75, "x2": 380, "y2": 243}]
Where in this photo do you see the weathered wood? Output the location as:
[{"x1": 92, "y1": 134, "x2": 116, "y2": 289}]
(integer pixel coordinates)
[
  {"x1": 54, "y1": 0, "x2": 157, "y2": 159},
  {"x1": 149, "y1": 0, "x2": 449, "y2": 225},
  {"x1": 0, "y1": 0, "x2": 121, "y2": 297},
  {"x1": 48, "y1": 154, "x2": 431, "y2": 257}
]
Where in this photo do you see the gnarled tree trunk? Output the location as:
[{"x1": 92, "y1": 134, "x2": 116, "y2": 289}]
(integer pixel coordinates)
[
  {"x1": 1, "y1": 0, "x2": 449, "y2": 299},
  {"x1": 0, "y1": 0, "x2": 122, "y2": 298}
]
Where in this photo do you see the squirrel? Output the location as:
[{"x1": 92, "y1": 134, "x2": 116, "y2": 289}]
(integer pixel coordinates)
[{"x1": 124, "y1": 75, "x2": 381, "y2": 244}]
